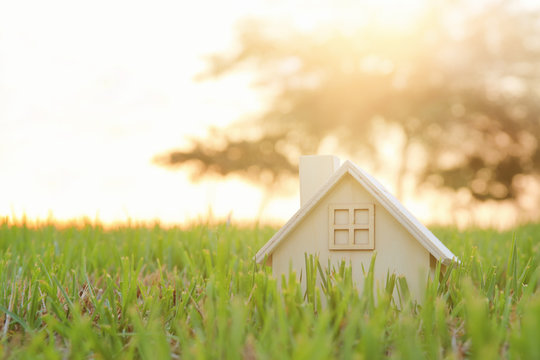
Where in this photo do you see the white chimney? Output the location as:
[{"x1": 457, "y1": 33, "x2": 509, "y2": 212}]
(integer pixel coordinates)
[{"x1": 299, "y1": 155, "x2": 341, "y2": 206}]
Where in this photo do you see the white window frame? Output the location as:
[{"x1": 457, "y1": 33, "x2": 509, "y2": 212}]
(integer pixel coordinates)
[{"x1": 328, "y1": 203, "x2": 375, "y2": 250}]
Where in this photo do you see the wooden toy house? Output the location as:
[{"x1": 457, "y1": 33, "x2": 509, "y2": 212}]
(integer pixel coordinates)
[{"x1": 256, "y1": 155, "x2": 456, "y2": 300}]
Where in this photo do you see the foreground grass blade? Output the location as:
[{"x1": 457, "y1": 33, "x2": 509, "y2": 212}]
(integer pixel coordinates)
[{"x1": 0, "y1": 219, "x2": 539, "y2": 358}]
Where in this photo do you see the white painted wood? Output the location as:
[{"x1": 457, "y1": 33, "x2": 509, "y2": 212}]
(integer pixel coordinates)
[
  {"x1": 270, "y1": 174, "x2": 430, "y2": 301},
  {"x1": 299, "y1": 155, "x2": 341, "y2": 207}
]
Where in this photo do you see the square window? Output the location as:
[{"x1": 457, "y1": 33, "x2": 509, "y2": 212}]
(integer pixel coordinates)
[
  {"x1": 354, "y1": 229, "x2": 369, "y2": 245},
  {"x1": 354, "y1": 209, "x2": 369, "y2": 225},
  {"x1": 334, "y1": 230, "x2": 349, "y2": 245},
  {"x1": 329, "y1": 204, "x2": 374, "y2": 250},
  {"x1": 334, "y1": 209, "x2": 349, "y2": 225}
]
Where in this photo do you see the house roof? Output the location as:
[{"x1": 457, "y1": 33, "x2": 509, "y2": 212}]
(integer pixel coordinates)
[{"x1": 255, "y1": 160, "x2": 457, "y2": 265}]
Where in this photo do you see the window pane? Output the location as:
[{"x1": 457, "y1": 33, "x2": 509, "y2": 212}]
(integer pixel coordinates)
[
  {"x1": 334, "y1": 230, "x2": 349, "y2": 245},
  {"x1": 334, "y1": 209, "x2": 349, "y2": 225},
  {"x1": 354, "y1": 209, "x2": 369, "y2": 225},
  {"x1": 354, "y1": 229, "x2": 369, "y2": 245}
]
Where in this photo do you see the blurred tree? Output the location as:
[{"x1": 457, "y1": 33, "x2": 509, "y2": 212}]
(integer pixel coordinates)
[{"x1": 156, "y1": 1, "x2": 540, "y2": 202}]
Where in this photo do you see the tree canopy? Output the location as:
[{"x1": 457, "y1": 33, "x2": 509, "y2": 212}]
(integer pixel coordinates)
[{"x1": 156, "y1": 1, "x2": 540, "y2": 204}]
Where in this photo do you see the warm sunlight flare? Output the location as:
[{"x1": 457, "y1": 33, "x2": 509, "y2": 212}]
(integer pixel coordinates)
[
  {"x1": 0, "y1": 0, "x2": 426, "y2": 225},
  {"x1": 1, "y1": 0, "x2": 538, "y2": 228}
]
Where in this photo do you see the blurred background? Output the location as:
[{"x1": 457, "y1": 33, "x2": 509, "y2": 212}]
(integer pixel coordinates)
[{"x1": 2, "y1": 0, "x2": 540, "y2": 228}]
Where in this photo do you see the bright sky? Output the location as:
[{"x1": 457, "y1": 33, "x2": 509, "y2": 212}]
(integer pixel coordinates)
[{"x1": 1, "y1": 0, "x2": 465, "y2": 226}]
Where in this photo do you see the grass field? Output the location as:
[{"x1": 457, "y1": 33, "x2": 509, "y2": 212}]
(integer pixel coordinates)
[{"x1": 0, "y1": 219, "x2": 539, "y2": 359}]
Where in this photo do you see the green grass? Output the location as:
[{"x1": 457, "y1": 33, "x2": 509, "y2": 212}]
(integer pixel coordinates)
[{"x1": 0, "y1": 219, "x2": 539, "y2": 359}]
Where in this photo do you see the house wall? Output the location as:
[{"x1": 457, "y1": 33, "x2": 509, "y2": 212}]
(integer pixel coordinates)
[{"x1": 271, "y1": 174, "x2": 431, "y2": 301}]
